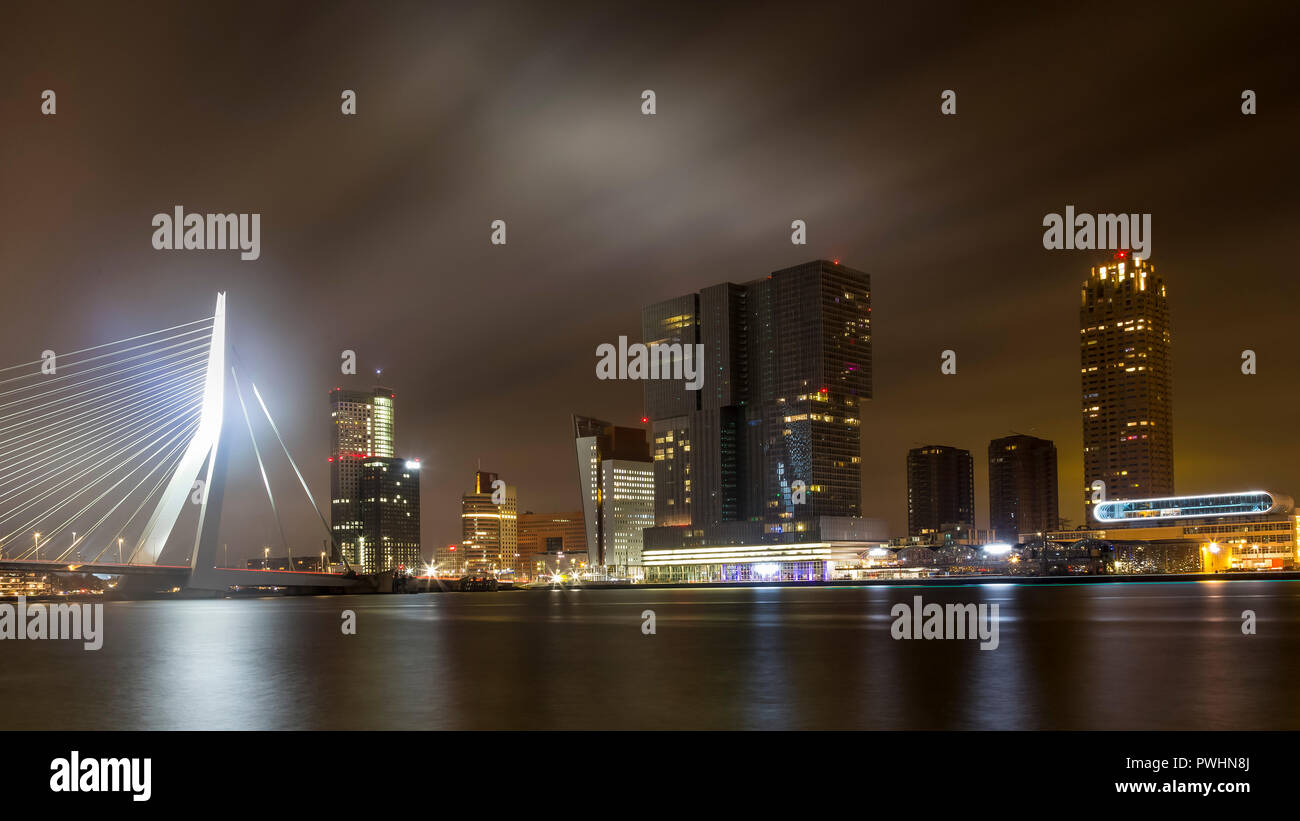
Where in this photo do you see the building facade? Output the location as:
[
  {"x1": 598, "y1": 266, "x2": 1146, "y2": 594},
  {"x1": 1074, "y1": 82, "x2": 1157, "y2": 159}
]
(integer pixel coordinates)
[
  {"x1": 572, "y1": 416, "x2": 653, "y2": 578},
  {"x1": 1045, "y1": 491, "x2": 1298, "y2": 572},
  {"x1": 988, "y1": 434, "x2": 1059, "y2": 542},
  {"x1": 358, "y1": 457, "x2": 422, "y2": 574},
  {"x1": 518, "y1": 511, "x2": 587, "y2": 580},
  {"x1": 1080, "y1": 252, "x2": 1173, "y2": 520},
  {"x1": 906, "y1": 445, "x2": 974, "y2": 538},
  {"x1": 637, "y1": 260, "x2": 874, "y2": 581},
  {"x1": 642, "y1": 260, "x2": 871, "y2": 552},
  {"x1": 459, "y1": 470, "x2": 518, "y2": 576},
  {"x1": 329, "y1": 386, "x2": 396, "y2": 566}
]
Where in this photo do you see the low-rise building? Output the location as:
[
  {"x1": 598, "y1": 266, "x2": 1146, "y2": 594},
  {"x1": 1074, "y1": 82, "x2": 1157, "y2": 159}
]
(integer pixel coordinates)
[
  {"x1": 1041, "y1": 490, "x2": 1298, "y2": 572},
  {"x1": 642, "y1": 516, "x2": 890, "y2": 582}
]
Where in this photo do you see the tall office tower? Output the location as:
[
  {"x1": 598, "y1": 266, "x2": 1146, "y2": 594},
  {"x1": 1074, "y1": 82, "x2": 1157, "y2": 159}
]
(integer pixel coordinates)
[
  {"x1": 572, "y1": 416, "x2": 654, "y2": 576},
  {"x1": 1080, "y1": 252, "x2": 1173, "y2": 520},
  {"x1": 988, "y1": 434, "x2": 1059, "y2": 542},
  {"x1": 329, "y1": 387, "x2": 396, "y2": 565},
  {"x1": 907, "y1": 445, "x2": 974, "y2": 537},
  {"x1": 641, "y1": 260, "x2": 871, "y2": 545},
  {"x1": 642, "y1": 295, "x2": 700, "y2": 527},
  {"x1": 358, "y1": 457, "x2": 422, "y2": 574},
  {"x1": 753, "y1": 261, "x2": 871, "y2": 533},
  {"x1": 460, "y1": 470, "x2": 518, "y2": 575}
]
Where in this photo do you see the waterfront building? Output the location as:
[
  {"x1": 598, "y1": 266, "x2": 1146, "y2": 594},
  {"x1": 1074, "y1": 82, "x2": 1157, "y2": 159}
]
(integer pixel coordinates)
[
  {"x1": 988, "y1": 434, "x2": 1059, "y2": 542},
  {"x1": 572, "y1": 416, "x2": 653, "y2": 578},
  {"x1": 329, "y1": 386, "x2": 396, "y2": 565},
  {"x1": 641, "y1": 516, "x2": 890, "y2": 583},
  {"x1": 460, "y1": 470, "x2": 518, "y2": 576},
  {"x1": 1043, "y1": 490, "x2": 1297, "y2": 572},
  {"x1": 906, "y1": 445, "x2": 974, "y2": 538},
  {"x1": 0, "y1": 572, "x2": 52, "y2": 597},
  {"x1": 518, "y1": 511, "x2": 587, "y2": 580},
  {"x1": 358, "y1": 457, "x2": 422, "y2": 574},
  {"x1": 1080, "y1": 253, "x2": 1173, "y2": 519},
  {"x1": 640, "y1": 260, "x2": 872, "y2": 572}
]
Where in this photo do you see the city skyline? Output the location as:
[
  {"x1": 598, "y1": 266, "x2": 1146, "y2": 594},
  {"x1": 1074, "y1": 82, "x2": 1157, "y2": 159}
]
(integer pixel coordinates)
[{"x1": 0, "y1": 2, "x2": 1295, "y2": 565}]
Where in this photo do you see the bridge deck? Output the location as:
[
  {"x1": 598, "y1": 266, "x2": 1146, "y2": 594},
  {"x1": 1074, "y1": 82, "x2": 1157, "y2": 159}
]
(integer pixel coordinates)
[{"x1": 0, "y1": 560, "x2": 361, "y2": 589}]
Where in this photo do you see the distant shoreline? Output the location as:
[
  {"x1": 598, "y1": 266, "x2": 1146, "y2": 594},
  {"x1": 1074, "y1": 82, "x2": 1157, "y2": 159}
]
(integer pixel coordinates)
[{"x1": 522, "y1": 571, "x2": 1300, "y2": 591}]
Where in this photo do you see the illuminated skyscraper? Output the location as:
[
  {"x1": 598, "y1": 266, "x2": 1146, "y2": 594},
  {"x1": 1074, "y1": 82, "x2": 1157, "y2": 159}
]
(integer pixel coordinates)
[
  {"x1": 329, "y1": 386, "x2": 396, "y2": 565},
  {"x1": 1080, "y1": 252, "x2": 1173, "y2": 520},
  {"x1": 358, "y1": 457, "x2": 421, "y2": 574},
  {"x1": 460, "y1": 470, "x2": 518, "y2": 576},
  {"x1": 907, "y1": 445, "x2": 974, "y2": 538},
  {"x1": 642, "y1": 260, "x2": 871, "y2": 547},
  {"x1": 572, "y1": 416, "x2": 653, "y2": 577},
  {"x1": 988, "y1": 434, "x2": 1058, "y2": 542}
]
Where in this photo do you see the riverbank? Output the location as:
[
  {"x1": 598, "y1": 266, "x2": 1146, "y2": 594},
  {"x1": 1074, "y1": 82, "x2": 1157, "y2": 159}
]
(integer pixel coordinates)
[{"x1": 524, "y1": 570, "x2": 1300, "y2": 591}]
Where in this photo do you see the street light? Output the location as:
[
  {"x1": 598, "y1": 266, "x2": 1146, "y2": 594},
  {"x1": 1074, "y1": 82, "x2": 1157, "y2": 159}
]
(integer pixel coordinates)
[
  {"x1": 264, "y1": 546, "x2": 270, "y2": 569},
  {"x1": 118, "y1": 538, "x2": 124, "y2": 563},
  {"x1": 34, "y1": 532, "x2": 41, "y2": 561}
]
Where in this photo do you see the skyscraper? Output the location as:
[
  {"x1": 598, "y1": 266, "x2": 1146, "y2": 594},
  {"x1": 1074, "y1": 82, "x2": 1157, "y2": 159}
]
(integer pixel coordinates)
[
  {"x1": 642, "y1": 260, "x2": 871, "y2": 547},
  {"x1": 1080, "y1": 252, "x2": 1173, "y2": 520},
  {"x1": 329, "y1": 386, "x2": 396, "y2": 565},
  {"x1": 572, "y1": 416, "x2": 654, "y2": 577},
  {"x1": 988, "y1": 434, "x2": 1059, "y2": 542},
  {"x1": 460, "y1": 470, "x2": 518, "y2": 576},
  {"x1": 906, "y1": 445, "x2": 974, "y2": 537},
  {"x1": 358, "y1": 457, "x2": 421, "y2": 574}
]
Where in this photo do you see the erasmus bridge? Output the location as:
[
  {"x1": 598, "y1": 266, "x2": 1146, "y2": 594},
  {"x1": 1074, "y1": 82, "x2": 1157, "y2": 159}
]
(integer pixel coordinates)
[{"x1": 0, "y1": 293, "x2": 359, "y2": 592}]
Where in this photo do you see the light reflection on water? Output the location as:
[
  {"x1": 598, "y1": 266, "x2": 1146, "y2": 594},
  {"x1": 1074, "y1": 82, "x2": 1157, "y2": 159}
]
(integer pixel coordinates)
[{"x1": 2, "y1": 581, "x2": 1298, "y2": 730}]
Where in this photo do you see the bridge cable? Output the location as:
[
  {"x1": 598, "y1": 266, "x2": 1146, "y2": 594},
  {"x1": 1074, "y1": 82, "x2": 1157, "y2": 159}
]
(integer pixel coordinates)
[
  {"x1": 56, "y1": 429, "x2": 197, "y2": 564},
  {"x1": 0, "y1": 329, "x2": 213, "y2": 398},
  {"x1": 0, "y1": 392, "x2": 204, "y2": 527},
  {"x1": 10, "y1": 414, "x2": 200, "y2": 559},
  {"x1": 249, "y1": 380, "x2": 351, "y2": 571},
  {"x1": 0, "y1": 316, "x2": 214, "y2": 375},
  {"x1": 0, "y1": 366, "x2": 206, "y2": 461},
  {"x1": 0, "y1": 346, "x2": 211, "y2": 431},
  {"x1": 3, "y1": 407, "x2": 203, "y2": 554},
  {"x1": 231, "y1": 365, "x2": 292, "y2": 567},
  {"x1": 0, "y1": 380, "x2": 206, "y2": 502}
]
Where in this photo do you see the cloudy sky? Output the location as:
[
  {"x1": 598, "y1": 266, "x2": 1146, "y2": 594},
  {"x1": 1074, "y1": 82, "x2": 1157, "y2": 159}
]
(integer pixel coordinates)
[{"x1": 1, "y1": 0, "x2": 1296, "y2": 562}]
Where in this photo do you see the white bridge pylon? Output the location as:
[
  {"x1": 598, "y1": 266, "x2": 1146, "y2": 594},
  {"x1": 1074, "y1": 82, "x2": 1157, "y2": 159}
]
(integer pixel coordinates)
[
  {"x1": 0, "y1": 292, "x2": 350, "y2": 589},
  {"x1": 157, "y1": 293, "x2": 349, "y2": 590},
  {"x1": 135, "y1": 292, "x2": 226, "y2": 568}
]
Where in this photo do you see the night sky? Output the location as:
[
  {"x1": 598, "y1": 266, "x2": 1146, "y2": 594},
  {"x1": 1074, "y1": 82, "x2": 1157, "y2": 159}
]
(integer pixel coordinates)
[{"x1": 1, "y1": 1, "x2": 1296, "y2": 564}]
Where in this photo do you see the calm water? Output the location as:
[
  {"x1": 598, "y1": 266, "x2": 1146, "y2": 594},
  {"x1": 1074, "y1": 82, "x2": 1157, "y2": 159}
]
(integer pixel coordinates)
[{"x1": 2, "y1": 581, "x2": 1299, "y2": 730}]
